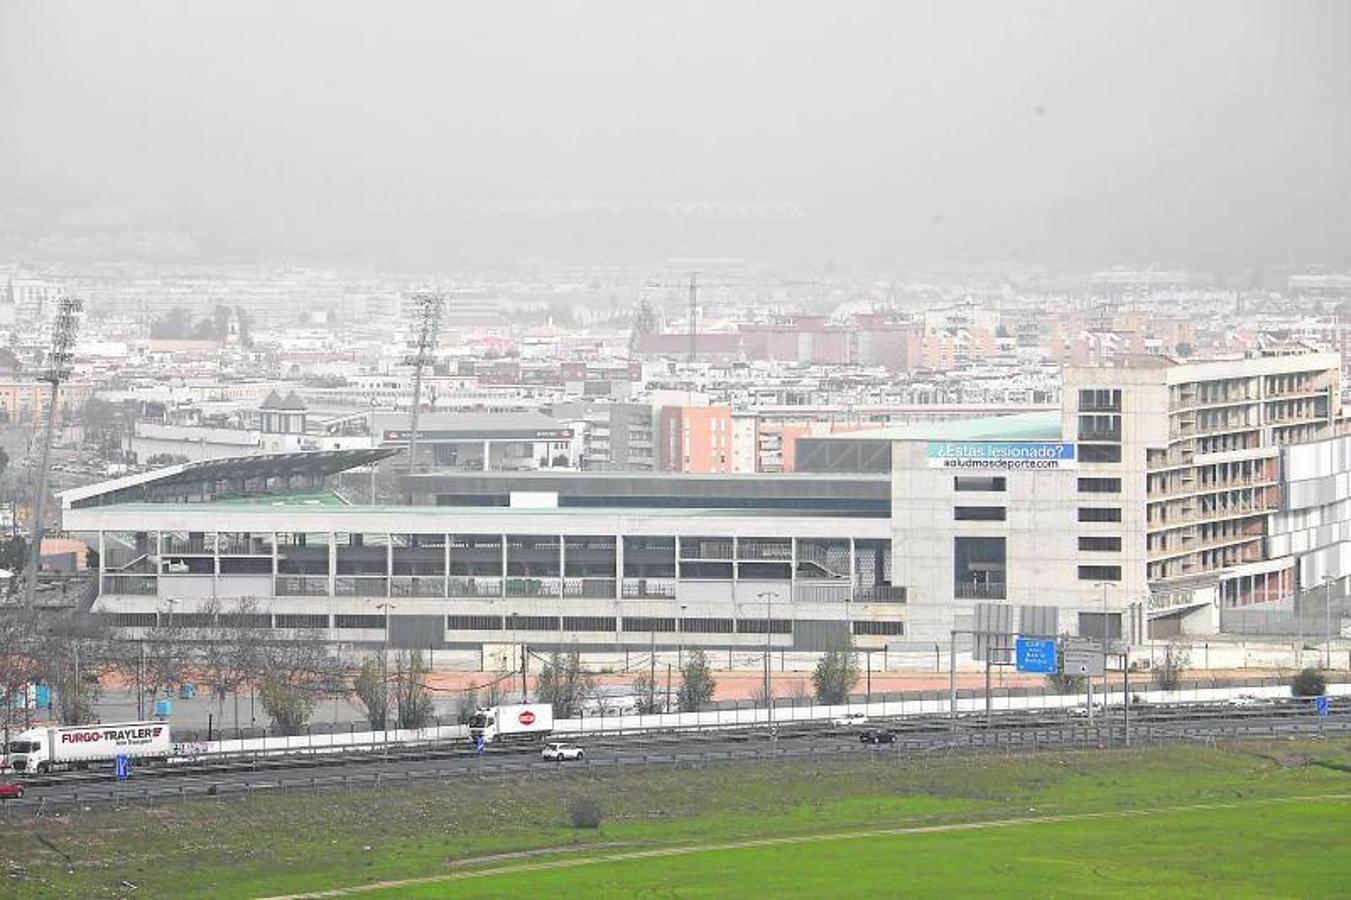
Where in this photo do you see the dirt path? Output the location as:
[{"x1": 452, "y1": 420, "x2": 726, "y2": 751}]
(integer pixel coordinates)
[{"x1": 263, "y1": 792, "x2": 1351, "y2": 899}]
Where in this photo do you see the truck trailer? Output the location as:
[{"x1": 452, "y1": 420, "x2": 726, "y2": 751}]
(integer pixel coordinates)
[
  {"x1": 468, "y1": 704, "x2": 554, "y2": 744},
  {"x1": 3, "y1": 721, "x2": 172, "y2": 774}
]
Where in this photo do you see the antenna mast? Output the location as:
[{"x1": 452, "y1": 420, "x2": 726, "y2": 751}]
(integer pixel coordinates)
[
  {"x1": 404, "y1": 291, "x2": 445, "y2": 479},
  {"x1": 26, "y1": 295, "x2": 82, "y2": 611},
  {"x1": 687, "y1": 272, "x2": 698, "y2": 365}
]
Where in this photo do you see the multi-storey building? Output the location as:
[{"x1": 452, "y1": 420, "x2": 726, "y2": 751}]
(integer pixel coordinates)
[{"x1": 58, "y1": 346, "x2": 1351, "y2": 659}]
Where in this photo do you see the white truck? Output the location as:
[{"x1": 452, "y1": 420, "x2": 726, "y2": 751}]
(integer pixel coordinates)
[
  {"x1": 3, "y1": 721, "x2": 172, "y2": 775},
  {"x1": 468, "y1": 704, "x2": 554, "y2": 744}
]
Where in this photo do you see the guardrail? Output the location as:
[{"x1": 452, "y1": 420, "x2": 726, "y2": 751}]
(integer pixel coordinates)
[{"x1": 3, "y1": 713, "x2": 1347, "y2": 823}]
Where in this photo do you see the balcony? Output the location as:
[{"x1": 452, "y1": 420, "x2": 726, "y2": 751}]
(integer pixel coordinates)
[
  {"x1": 621, "y1": 578, "x2": 676, "y2": 599},
  {"x1": 506, "y1": 577, "x2": 561, "y2": 598},
  {"x1": 447, "y1": 576, "x2": 503, "y2": 598},
  {"x1": 793, "y1": 582, "x2": 852, "y2": 604},
  {"x1": 275, "y1": 575, "x2": 328, "y2": 596},
  {"x1": 563, "y1": 577, "x2": 617, "y2": 599},
  {"x1": 335, "y1": 576, "x2": 388, "y2": 597},
  {"x1": 391, "y1": 576, "x2": 446, "y2": 598},
  {"x1": 954, "y1": 581, "x2": 1006, "y2": 600},
  {"x1": 102, "y1": 574, "x2": 157, "y2": 595},
  {"x1": 857, "y1": 584, "x2": 907, "y2": 603}
]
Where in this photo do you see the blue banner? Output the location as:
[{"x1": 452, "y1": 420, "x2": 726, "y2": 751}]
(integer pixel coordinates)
[
  {"x1": 927, "y1": 441, "x2": 1076, "y2": 471},
  {"x1": 1015, "y1": 637, "x2": 1058, "y2": 674}
]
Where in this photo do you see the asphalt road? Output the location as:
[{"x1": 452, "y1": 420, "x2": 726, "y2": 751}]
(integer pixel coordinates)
[{"x1": 4, "y1": 699, "x2": 1345, "y2": 817}]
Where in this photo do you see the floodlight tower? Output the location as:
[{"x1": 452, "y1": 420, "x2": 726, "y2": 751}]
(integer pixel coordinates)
[
  {"x1": 403, "y1": 292, "x2": 445, "y2": 477},
  {"x1": 26, "y1": 296, "x2": 82, "y2": 610}
]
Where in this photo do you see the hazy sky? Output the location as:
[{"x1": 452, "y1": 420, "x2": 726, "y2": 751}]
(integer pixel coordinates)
[{"x1": 1, "y1": 1, "x2": 1348, "y2": 270}]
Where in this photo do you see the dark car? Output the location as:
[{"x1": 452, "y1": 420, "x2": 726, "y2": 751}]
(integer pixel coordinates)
[
  {"x1": 0, "y1": 783, "x2": 25, "y2": 800},
  {"x1": 859, "y1": 729, "x2": 896, "y2": 745}
]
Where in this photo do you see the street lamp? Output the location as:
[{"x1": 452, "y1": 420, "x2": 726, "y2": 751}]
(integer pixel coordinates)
[
  {"x1": 757, "y1": 591, "x2": 777, "y2": 734},
  {"x1": 1093, "y1": 582, "x2": 1115, "y2": 724},
  {"x1": 376, "y1": 601, "x2": 395, "y2": 741},
  {"x1": 1323, "y1": 575, "x2": 1336, "y2": 669}
]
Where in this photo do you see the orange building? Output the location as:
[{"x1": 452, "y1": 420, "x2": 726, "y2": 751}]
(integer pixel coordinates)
[{"x1": 658, "y1": 405, "x2": 734, "y2": 473}]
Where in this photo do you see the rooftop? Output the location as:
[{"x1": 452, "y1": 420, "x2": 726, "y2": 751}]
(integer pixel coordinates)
[{"x1": 813, "y1": 410, "x2": 1063, "y2": 443}]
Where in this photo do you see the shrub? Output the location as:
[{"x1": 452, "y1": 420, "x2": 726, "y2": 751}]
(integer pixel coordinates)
[
  {"x1": 1291, "y1": 667, "x2": 1327, "y2": 699},
  {"x1": 1152, "y1": 643, "x2": 1190, "y2": 691},
  {"x1": 565, "y1": 796, "x2": 603, "y2": 829}
]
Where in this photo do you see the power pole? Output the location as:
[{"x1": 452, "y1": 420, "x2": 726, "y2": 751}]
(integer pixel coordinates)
[
  {"x1": 26, "y1": 296, "x2": 81, "y2": 612},
  {"x1": 687, "y1": 272, "x2": 698, "y2": 365},
  {"x1": 404, "y1": 292, "x2": 445, "y2": 485}
]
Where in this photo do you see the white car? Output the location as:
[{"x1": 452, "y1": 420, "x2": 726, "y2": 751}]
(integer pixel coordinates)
[
  {"x1": 832, "y1": 712, "x2": 870, "y2": 728},
  {"x1": 1227, "y1": 694, "x2": 1265, "y2": 707},
  {"x1": 1067, "y1": 703, "x2": 1103, "y2": 718},
  {"x1": 542, "y1": 742, "x2": 584, "y2": 762}
]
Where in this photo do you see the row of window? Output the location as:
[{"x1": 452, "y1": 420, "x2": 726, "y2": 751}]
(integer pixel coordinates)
[
  {"x1": 98, "y1": 611, "x2": 905, "y2": 637},
  {"x1": 954, "y1": 476, "x2": 1121, "y2": 494},
  {"x1": 955, "y1": 506, "x2": 1123, "y2": 523}
]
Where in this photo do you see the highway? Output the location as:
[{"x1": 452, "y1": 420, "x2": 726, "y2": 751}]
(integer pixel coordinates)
[{"x1": 3, "y1": 699, "x2": 1346, "y2": 820}]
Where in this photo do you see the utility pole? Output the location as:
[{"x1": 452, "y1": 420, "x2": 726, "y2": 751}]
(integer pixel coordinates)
[
  {"x1": 649, "y1": 628, "x2": 656, "y2": 712},
  {"x1": 687, "y1": 272, "x2": 698, "y2": 365},
  {"x1": 1324, "y1": 576, "x2": 1335, "y2": 669},
  {"x1": 758, "y1": 590, "x2": 776, "y2": 733},
  {"x1": 26, "y1": 295, "x2": 81, "y2": 611},
  {"x1": 377, "y1": 601, "x2": 394, "y2": 742},
  {"x1": 403, "y1": 291, "x2": 445, "y2": 488}
]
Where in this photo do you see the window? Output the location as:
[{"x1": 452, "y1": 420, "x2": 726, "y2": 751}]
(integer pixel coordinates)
[
  {"x1": 562, "y1": 616, "x2": 616, "y2": 632},
  {"x1": 1078, "y1": 414, "x2": 1122, "y2": 441},
  {"x1": 505, "y1": 615, "x2": 559, "y2": 631},
  {"x1": 1079, "y1": 611, "x2": 1123, "y2": 639},
  {"x1": 853, "y1": 620, "x2": 904, "y2": 636},
  {"x1": 1078, "y1": 507, "x2": 1122, "y2": 522},
  {"x1": 737, "y1": 618, "x2": 792, "y2": 634},
  {"x1": 1079, "y1": 444, "x2": 1122, "y2": 463},
  {"x1": 1079, "y1": 536, "x2": 1123, "y2": 552},
  {"x1": 623, "y1": 616, "x2": 676, "y2": 632},
  {"x1": 446, "y1": 615, "x2": 502, "y2": 630},
  {"x1": 276, "y1": 613, "x2": 328, "y2": 629},
  {"x1": 1078, "y1": 565, "x2": 1122, "y2": 581},
  {"x1": 1079, "y1": 388, "x2": 1121, "y2": 412},
  {"x1": 681, "y1": 617, "x2": 734, "y2": 633},
  {"x1": 954, "y1": 476, "x2": 1006, "y2": 492},
  {"x1": 1078, "y1": 477, "x2": 1122, "y2": 493},
  {"x1": 954, "y1": 506, "x2": 1007, "y2": 521},
  {"x1": 101, "y1": 612, "x2": 158, "y2": 628},
  {"x1": 335, "y1": 614, "x2": 386, "y2": 629},
  {"x1": 218, "y1": 613, "x2": 273, "y2": 629}
]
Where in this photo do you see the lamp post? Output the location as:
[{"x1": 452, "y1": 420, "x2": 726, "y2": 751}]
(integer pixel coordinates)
[
  {"x1": 1323, "y1": 575, "x2": 1336, "y2": 669},
  {"x1": 1093, "y1": 582, "x2": 1115, "y2": 724},
  {"x1": 757, "y1": 591, "x2": 777, "y2": 735},
  {"x1": 376, "y1": 601, "x2": 395, "y2": 741}
]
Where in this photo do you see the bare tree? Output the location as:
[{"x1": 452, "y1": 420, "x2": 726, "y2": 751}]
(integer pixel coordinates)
[
  {"x1": 391, "y1": 649, "x2": 433, "y2": 730},
  {"x1": 39, "y1": 613, "x2": 115, "y2": 726},
  {"x1": 534, "y1": 645, "x2": 593, "y2": 717},
  {"x1": 353, "y1": 655, "x2": 387, "y2": 729},
  {"x1": 254, "y1": 627, "x2": 339, "y2": 735},
  {"x1": 197, "y1": 598, "x2": 265, "y2": 735},
  {"x1": 0, "y1": 612, "x2": 44, "y2": 744}
]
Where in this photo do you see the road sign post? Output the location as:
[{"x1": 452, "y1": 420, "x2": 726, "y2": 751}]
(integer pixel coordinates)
[{"x1": 1015, "y1": 638, "x2": 1057, "y2": 674}]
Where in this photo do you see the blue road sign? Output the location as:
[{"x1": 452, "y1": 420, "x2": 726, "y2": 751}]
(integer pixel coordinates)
[
  {"x1": 1015, "y1": 637, "x2": 1058, "y2": 674},
  {"x1": 115, "y1": 754, "x2": 130, "y2": 781},
  {"x1": 476, "y1": 736, "x2": 486, "y2": 757},
  {"x1": 1315, "y1": 695, "x2": 1330, "y2": 717}
]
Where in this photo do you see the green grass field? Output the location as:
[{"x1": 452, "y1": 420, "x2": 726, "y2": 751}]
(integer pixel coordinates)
[
  {"x1": 381, "y1": 797, "x2": 1351, "y2": 898},
  {"x1": 3, "y1": 740, "x2": 1350, "y2": 898}
]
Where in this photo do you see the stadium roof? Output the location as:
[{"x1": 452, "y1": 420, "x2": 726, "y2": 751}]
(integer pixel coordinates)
[{"x1": 60, "y1": 448, "x2": 398, "y2": 510}]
